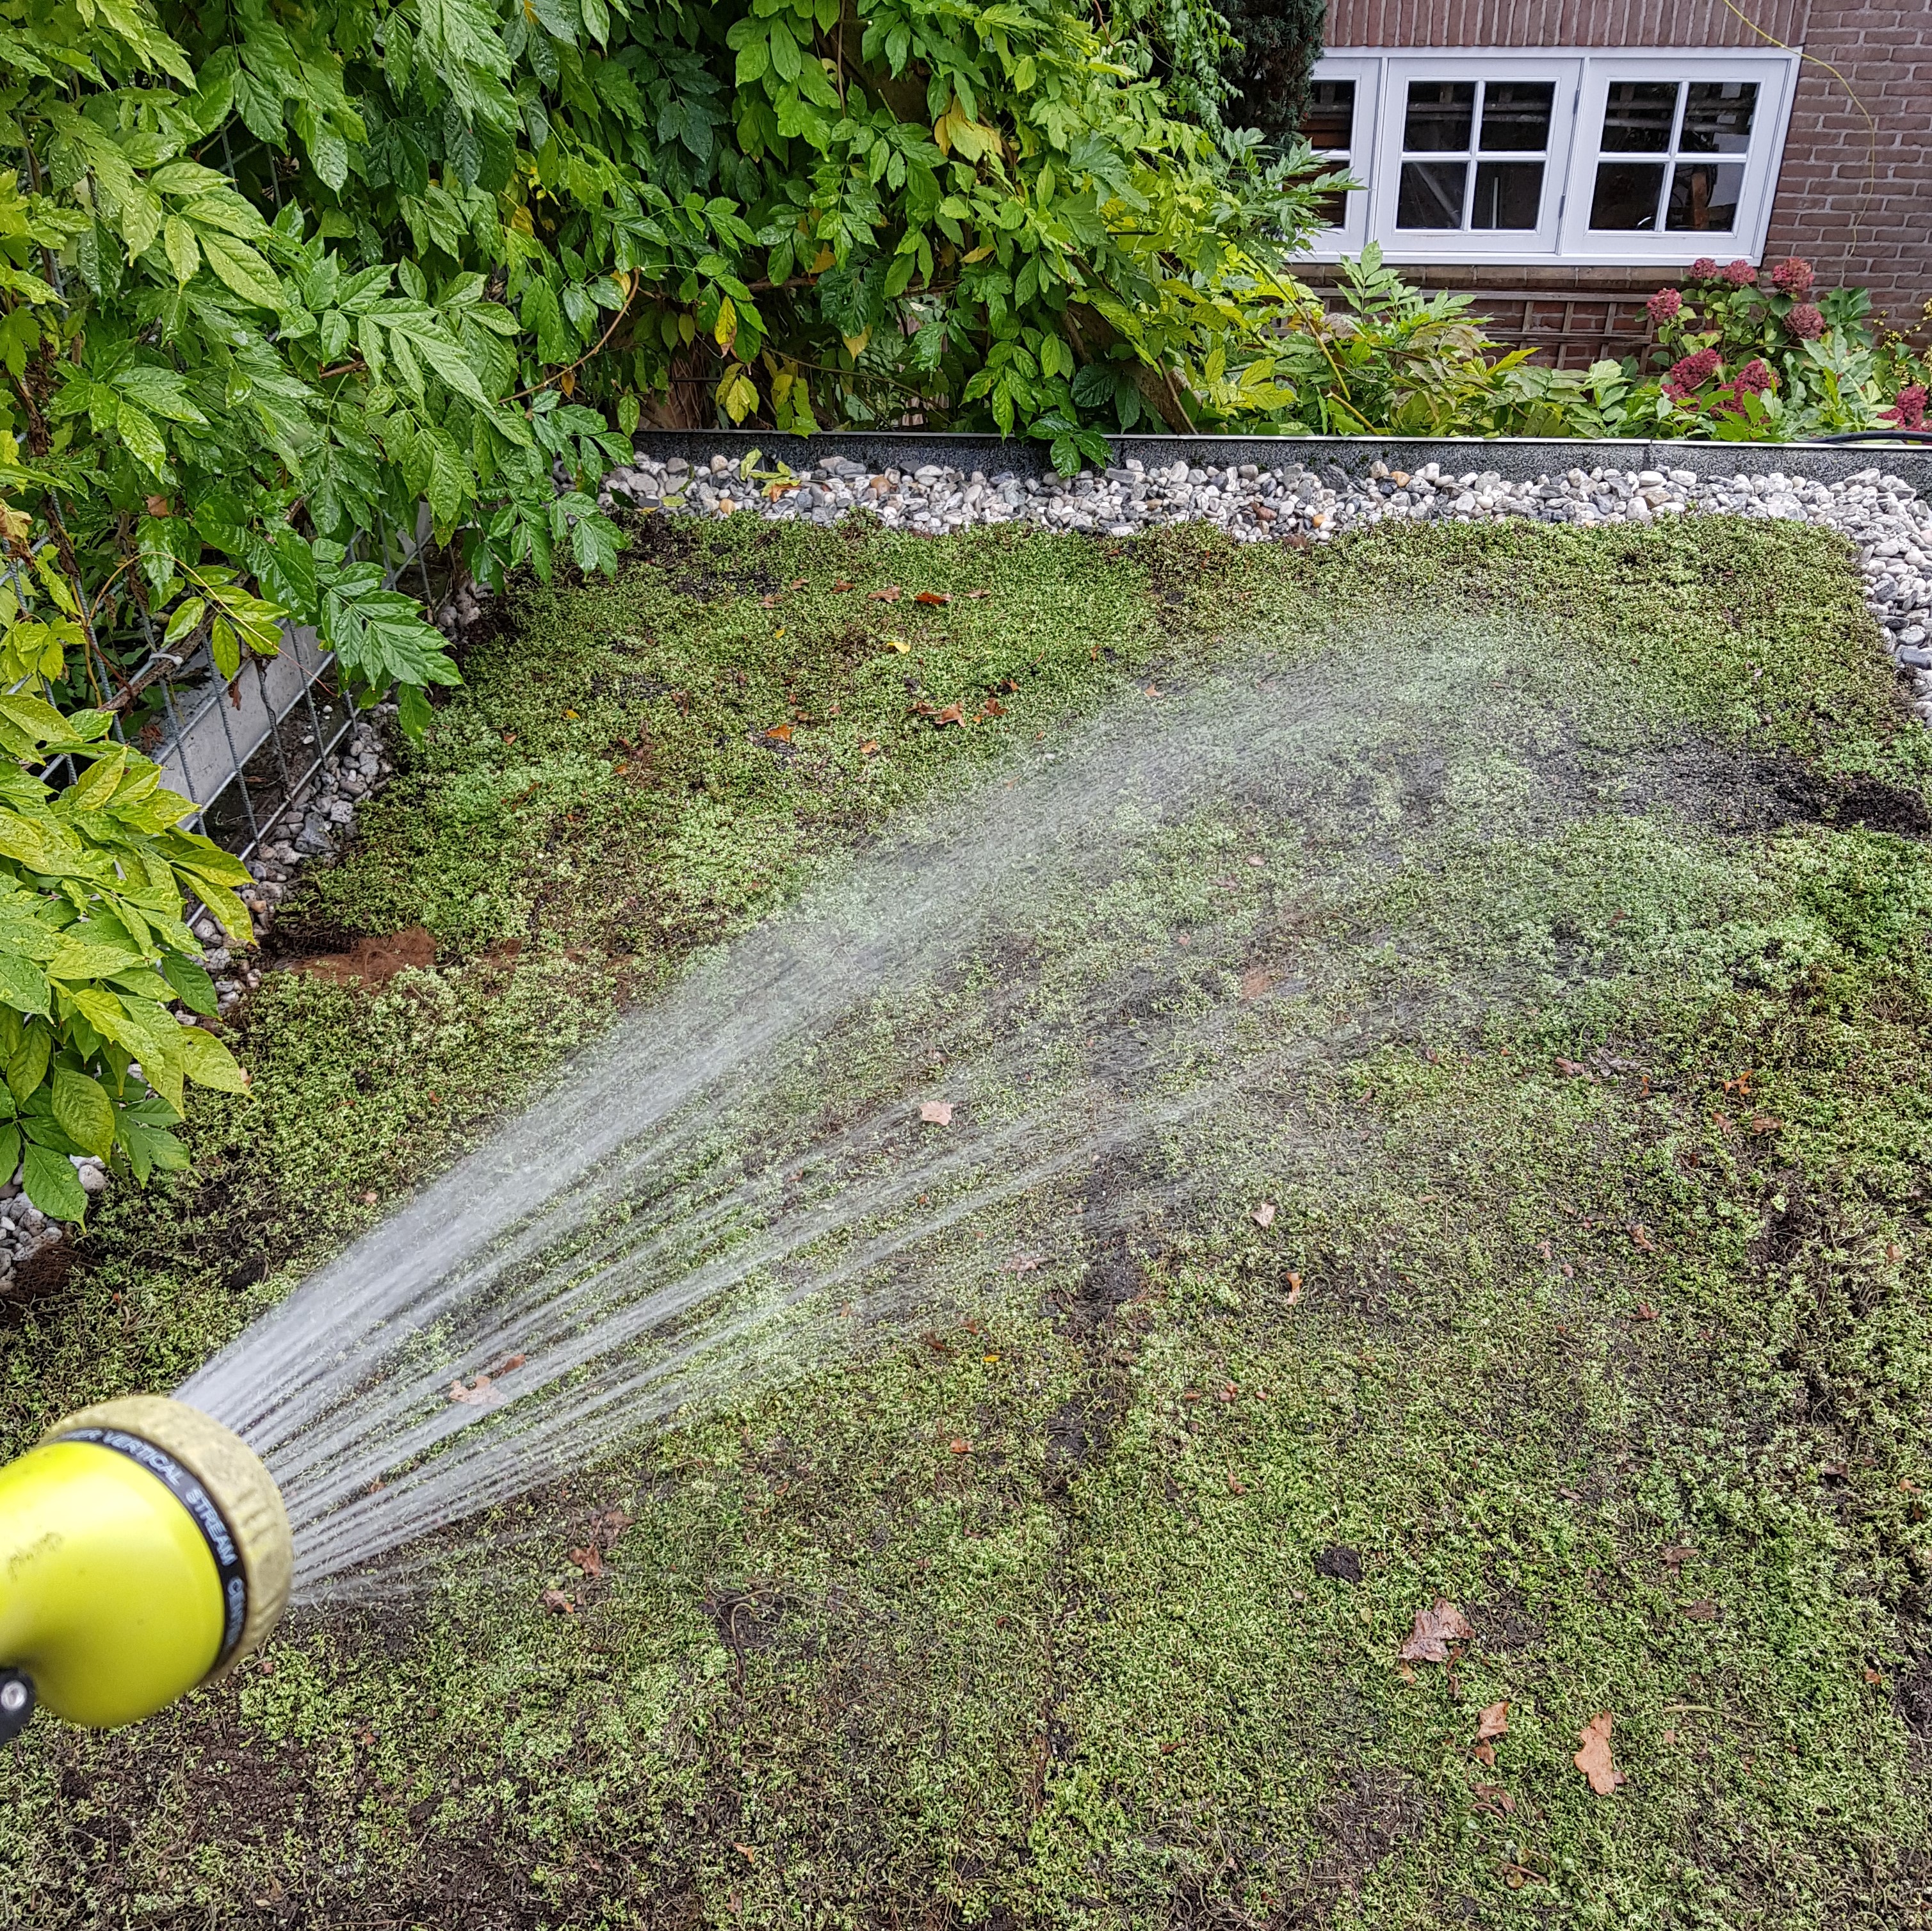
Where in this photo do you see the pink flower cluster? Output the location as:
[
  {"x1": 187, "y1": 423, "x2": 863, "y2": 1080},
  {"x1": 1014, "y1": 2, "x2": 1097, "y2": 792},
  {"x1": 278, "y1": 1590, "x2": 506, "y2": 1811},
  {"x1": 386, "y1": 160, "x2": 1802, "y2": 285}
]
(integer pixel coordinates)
[
  {"x1": 1689, "y1": 257, "x2": 1719, "y2": 279},
  {"x1": 1785, "y1": 302, "x2": 1825, "y2": 340},
  {"x1": 1732, "y1": 359, "x2": 1774, "y2": 395},
  {"x1": 1664, "y1": 347, "x2": 1722, "y2": 400},
  {"x1": 1646, "y1": 286, "x2": 1684, "y2": 324},
  {"x1": 1722, "y1": 259, "x2": 1757, "y2": 286},
  {"x1": 1882, "y1": 384, "x2": 1928, "y2": 431},
  {"x1": 1769, "y1": 257, "x2": 1815, "y2": 295}
]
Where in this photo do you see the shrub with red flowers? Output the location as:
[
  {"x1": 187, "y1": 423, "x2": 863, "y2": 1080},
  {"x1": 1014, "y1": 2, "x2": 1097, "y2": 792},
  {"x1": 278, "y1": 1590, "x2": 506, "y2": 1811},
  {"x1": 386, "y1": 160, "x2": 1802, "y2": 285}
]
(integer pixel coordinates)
[
  {"x1": 1882, "y1": 384, "x2": 1928, "y2": 431},
  {"x1": 1615, "y1": 254, "x2": 1926, "y2": 437},
  {"x1": 1663, "y1": 348, "x2": 1721, "y2": 400}
]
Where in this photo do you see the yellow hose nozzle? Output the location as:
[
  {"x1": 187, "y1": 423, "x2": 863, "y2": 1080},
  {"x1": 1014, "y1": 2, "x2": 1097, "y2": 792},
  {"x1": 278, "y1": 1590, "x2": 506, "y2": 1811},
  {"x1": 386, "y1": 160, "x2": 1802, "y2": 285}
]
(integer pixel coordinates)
[{"x1": 0, "y1": 1396, "x2": 290, "y2": 1734}]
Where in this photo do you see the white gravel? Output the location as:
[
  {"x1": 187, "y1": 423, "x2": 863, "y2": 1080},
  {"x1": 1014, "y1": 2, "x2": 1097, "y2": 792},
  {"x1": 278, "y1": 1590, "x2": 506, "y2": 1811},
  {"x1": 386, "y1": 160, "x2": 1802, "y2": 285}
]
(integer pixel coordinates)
[{"x1": 601, "y1": 451, "x2": 1932, "y2": 725}]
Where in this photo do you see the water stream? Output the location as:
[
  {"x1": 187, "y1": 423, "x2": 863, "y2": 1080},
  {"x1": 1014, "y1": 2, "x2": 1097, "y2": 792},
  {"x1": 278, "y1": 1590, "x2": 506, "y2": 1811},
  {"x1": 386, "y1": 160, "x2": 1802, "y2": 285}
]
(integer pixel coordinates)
[{"x1": 180, "y1": 634, "x2": 1652, "y2": 1599}]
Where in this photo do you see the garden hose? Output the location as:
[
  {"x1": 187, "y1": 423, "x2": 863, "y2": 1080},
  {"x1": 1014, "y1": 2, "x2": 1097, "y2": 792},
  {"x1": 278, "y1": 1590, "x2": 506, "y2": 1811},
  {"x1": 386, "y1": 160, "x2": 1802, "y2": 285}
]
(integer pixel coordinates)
[{"x1": 0, "y1": 1396, "x2": 290, "y2": 1738}]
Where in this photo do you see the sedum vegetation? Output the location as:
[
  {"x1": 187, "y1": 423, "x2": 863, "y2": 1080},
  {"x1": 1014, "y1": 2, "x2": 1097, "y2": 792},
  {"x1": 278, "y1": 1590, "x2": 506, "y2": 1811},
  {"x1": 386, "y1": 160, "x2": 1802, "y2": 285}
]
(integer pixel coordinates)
[{"x1": 2, "y1": 511, "x2": 1930, "y2": 1925}]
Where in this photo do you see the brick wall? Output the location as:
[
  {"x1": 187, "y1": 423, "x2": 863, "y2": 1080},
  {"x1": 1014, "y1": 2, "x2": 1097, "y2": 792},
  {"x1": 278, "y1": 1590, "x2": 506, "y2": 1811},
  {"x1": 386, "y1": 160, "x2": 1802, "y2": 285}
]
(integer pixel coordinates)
[
  {"x1": 1762, "y1": 5, "x2": 1932, "y2": 331},
  {"x1": 1318, "y1": 0, "x2": 1932, "y2": 346},
  {"x1": 1324, "y1": 0, "x2": 1808, "y2": 49}
]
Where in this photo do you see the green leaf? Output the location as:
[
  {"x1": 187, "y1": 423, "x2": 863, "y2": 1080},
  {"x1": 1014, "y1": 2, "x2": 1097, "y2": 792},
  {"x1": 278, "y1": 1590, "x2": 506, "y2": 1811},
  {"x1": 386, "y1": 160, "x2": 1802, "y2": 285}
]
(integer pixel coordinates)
[
  {"x1": 159, "y1": 953, "x2": 218, "y2": 1016},
  {"x1": 6, "y1": 1027, "x2": 50, "y2": 1106},
  {"x1": 163, "y1": 213, "x2": 200, "y2": 284},
  {"x1": 197, "y1": 230, "x2": 284, "y2": 311},
  {"x1": 0, "y1": 1127, "x2": 20, "y2": 1192},
  {"x1": 51, "y1": 1065, "x2": 115, "y2": 1159},
  {"x1": 149, "y1": 161, "x2": 229, "y2": 198},
  {"x1": 174, "y1": 1023, "x2": 248, "y2": 1092},
  {"x1": 115, "y1": 400, "x2": 172, "y2": 478},
  {"x1": 163, "y1": 597, "x2": 206, "y2": 648},
  {"x1": 22, "y1": 1143, "x2": 87, "y2": 1223}
]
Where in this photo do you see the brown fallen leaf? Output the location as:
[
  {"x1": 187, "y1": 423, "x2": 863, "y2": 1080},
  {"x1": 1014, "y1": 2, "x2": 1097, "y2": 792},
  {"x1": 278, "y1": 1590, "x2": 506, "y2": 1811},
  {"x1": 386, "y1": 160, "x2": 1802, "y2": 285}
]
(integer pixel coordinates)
[
  {"x1": 859, "y1": 739, "x2": 881, "y2": 755},
  {"x1": 868, "y1": 584, "x2": 902, "y2": 602},
  {"x1": 919, "y1": 1100, "x2": 954, "y2": 1125},
  {"x1": 1574, "y1": 1712, "x2": 1625, "y2": 1794},
  {"x1": 915, "y1": 590, "x2": 950, "y2": 606},
  {"x1": 1630, "y1": 1224, "x2": 1658, "y2": 1252},
  {"x1": 788, "y1": 578, "x2": 808, "y2": 590},
  {"x1": 966, "y1": 588, "x2": 990, "y2": 599},
  {"x1": 1285, "y1": 1272, "x2": 1303, "y2": 1305},
  {"x1": 832, "y1": 578, "x2": 854, "y2": 592},
  {"x1": 496, "y1": 1352, "x2": 526, "y2": 1374},
  {"x1": 144, "y1": 493, "x2": 173, "y2": 518},
  {"x1": 758, "y1": 594, "x2": 782, "y2": 608},
  {"x1": 1751, "y1": 1115, "x2": 1782, "y2": 1134},
  {"x1": 446, "y1": 1373, "x2": 499, "y2": 1407},
  {"x1": 1226, "y1": 1470, "x2": 1246, "y2": 1494},
  {"x1": 1476, "y1": 1699, "x2": 1509, "y2": 1741},
  {"x1": 539, "y1": 1588, "x2": 575, "y2": 1615},
  {"x1": 568, "y1": 1544, "x2": 604, "y2": 1578},
  {"x1": 763, "y1": 723, "x2": 793, "y2": 742},
  {"x1": 1472, "y1": 1781, "x2": 1516, "y2": 1816},
  {"x1": 732, "y1": 1843, "x2": 757, "y2": 1864},
  {"x1": 1398, "y1": 1597, "x2": 1473, "y2": 1663},
  {"x1": 1472, "y1": 1741, "x2": 1496, "y2": 1766},
  {"x1": 1252, "y1": 1200, "x2": 1277, "y2": 1229},
  {"x1": 1395, "y1": 1661, "x2": 1418, "y2": 1685},
  {"x1": 948, "y1": 1438, "x2": 970, "y2": 1455},
  {"x1": 1634, "y1": 1302, "x2": 1660, "y2": 1321},
  {"x1": 1683, "y1": 1598, "x2": 1718, "y2": 1620},
  {"x1": 1864, "y1": 1667, "x2": 1886, "y2": 1686},
  {"x1": 932, "y1": 703, "x2": 965, "y2": 727},
  {"x1": 1660, "y1": 1543, "x2": 1696, "y2": 1569},
  {"x1": 1003, "y1": 1252, "x2": 1043, "y2": 1272}
]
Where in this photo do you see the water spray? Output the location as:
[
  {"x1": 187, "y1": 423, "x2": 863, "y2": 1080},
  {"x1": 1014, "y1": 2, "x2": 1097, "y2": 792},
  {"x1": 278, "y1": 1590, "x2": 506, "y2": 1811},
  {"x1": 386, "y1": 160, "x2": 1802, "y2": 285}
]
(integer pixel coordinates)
[{"x1": 0, "y1": 1396, "x2": 290, "y2": 1741}]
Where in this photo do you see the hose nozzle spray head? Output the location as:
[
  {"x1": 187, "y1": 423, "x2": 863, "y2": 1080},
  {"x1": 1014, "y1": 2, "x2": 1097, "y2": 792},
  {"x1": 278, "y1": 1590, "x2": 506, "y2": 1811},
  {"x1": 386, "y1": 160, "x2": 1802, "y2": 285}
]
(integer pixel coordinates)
[{"x1": 0, "y1": 1396, "x2": 290, "y2": 1735}]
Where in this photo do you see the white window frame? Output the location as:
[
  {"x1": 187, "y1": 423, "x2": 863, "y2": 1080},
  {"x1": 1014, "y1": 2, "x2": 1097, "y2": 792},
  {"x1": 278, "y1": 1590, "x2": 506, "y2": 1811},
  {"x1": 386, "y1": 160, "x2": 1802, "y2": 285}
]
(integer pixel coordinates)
[
  {"x1": 1300, "y1": 56, "x2": 1379, "y2": 257},
  {"x1": 1304, "y1": 48, "x2": 1800, "y2": 270}
]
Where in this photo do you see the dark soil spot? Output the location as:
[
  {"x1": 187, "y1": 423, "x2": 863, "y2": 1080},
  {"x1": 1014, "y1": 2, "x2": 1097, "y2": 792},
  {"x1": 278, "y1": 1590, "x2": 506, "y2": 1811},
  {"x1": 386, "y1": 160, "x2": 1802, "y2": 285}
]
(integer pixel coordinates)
[
  {"x1": 706, "y1": 1581, "x2": 787, "y2": 1656},
  {"x1": 291, "y1": 925, "x2": 438, "y2": 989},
  {"x1": 1313, "y1": 1544, "x2": 1363, "y2": 1584},
  {"x1": 1281, "y1": 1765, "x2": 1433, "y2": 1925},
  {"x1": 1, "y1": 1231, "x2": 73, "y2": 1309}
]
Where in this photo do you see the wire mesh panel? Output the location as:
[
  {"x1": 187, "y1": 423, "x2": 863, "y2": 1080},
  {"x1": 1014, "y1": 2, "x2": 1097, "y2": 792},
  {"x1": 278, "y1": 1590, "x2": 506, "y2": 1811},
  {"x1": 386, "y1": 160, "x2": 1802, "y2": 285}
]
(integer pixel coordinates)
[{"x1": 37, "y1": 509, "x2": 442, "y2": 865}]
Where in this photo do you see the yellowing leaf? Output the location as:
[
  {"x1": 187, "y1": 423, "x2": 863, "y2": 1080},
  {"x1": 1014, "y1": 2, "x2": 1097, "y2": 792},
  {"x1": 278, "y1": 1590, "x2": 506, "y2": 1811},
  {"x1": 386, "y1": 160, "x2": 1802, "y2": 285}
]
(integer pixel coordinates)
[{"x1": 174, "y1": 1021, "x2": 248, "y2": 1092}]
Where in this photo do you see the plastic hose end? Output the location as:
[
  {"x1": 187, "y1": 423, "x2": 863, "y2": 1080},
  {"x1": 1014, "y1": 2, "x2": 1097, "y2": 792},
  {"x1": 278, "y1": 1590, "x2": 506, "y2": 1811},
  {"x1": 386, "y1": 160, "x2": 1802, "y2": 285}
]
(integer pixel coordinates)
[{"x1": 40, "y1": 1396, "x2": 291, "y2": 1681}]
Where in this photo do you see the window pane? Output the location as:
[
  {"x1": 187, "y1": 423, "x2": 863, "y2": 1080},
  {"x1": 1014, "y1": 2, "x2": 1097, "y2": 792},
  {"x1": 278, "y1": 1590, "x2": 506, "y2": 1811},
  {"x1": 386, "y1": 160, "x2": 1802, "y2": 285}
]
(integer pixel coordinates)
[
  {"x1": 1589, "y1": 160, "x2": 1667, "y2": 230},
  {"x1": 1398, "y1": 160, "x2": 1469, "y2": 228},
  {"x1": 1471, "y1": 160, "x2": 1545, "y2": 229},
  {"x1": 1679, "y1": 82, "x2": 1758, "y2": 154},
  {"x1": 1300, "y1": 79, "x2": 1356, "y2": 152},
  {"x1": 1404, "y1": 81, "x2": 1475, "y2": 152},
  {"x1": 1598, "y1": 81, "x2": 1678, "y2": 152},
  {"x1": 1479, "y1": 81, "x2": 1554, "y2": 152},
  {"x1": 1666, "y1": 161, "x2": 1745, "y2": 231}
]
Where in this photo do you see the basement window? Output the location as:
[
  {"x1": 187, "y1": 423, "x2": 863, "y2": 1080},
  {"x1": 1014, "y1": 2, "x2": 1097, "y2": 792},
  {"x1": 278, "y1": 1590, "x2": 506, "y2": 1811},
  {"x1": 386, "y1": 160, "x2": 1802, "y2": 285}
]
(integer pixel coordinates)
[{"x1": 1300, "y1": 50, "x2": 1798, "y2": 268}]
